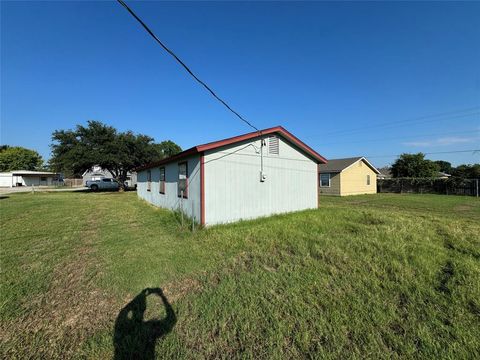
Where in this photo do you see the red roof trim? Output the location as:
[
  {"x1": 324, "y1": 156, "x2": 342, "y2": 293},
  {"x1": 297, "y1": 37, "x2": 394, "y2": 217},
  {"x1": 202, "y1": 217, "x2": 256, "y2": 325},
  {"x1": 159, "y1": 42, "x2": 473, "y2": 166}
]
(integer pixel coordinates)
[{"x1": 136, "y1": 126, "x2": 327, "y2": 171}]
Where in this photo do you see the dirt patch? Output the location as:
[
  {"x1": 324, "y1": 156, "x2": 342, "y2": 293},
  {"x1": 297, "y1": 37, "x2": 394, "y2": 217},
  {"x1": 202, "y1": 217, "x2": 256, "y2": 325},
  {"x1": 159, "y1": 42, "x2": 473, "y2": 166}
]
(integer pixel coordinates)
[
  {"x1": 162, "y1": 277, "x2": 202, "y2": 303},
  {"x1": 453, "y1": 205, "x2": 473, "y2": 212},
  {"x1": 0, "y1": 214, "x2": 119, "y2": 358}
]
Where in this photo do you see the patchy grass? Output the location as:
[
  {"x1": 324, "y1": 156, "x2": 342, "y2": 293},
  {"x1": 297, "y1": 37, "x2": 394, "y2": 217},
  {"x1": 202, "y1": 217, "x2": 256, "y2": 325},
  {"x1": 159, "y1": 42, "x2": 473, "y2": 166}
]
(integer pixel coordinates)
[{"x1": 1, "y1": 192, "x2": 479, "y2": 358}]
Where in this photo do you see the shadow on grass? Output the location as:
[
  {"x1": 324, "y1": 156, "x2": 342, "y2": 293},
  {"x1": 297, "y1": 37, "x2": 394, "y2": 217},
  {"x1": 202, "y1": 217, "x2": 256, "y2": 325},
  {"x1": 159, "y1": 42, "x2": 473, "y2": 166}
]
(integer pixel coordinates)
[{"x1": 113, "y1": 288, "x2": 176, "y2": 360}]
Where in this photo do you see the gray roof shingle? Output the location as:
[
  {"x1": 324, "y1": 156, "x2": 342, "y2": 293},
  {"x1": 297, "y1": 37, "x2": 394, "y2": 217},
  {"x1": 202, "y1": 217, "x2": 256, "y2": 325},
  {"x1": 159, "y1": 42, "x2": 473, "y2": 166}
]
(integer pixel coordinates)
[{"x1": 318, "y1": 157, "x2": 380, "y2": 174}]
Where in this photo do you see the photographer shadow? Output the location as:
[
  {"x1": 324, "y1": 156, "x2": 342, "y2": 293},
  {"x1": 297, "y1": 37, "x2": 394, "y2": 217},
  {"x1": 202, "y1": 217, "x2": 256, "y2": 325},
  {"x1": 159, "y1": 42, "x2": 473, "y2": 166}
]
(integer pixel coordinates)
[{"x1": 113, "y1": 288, "x2": 176, "y2": 360}]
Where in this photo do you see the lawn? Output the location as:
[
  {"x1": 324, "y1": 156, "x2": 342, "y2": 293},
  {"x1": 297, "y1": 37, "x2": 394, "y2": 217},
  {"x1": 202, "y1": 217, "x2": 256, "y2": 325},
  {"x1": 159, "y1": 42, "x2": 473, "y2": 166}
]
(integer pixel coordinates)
[{"x1": 1, "y1": 192, "x2": 479, "y2": 359}]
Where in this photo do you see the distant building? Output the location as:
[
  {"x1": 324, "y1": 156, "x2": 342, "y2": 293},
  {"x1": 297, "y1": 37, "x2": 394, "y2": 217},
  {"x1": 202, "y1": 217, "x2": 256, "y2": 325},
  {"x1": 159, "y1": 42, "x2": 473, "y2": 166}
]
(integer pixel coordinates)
[
  {"x1": 377, "y1": 167, "x2": 392, "y2": 180},
  {"x1": 318, "y1": 157, "x2": 380, "y2": 196},
  {"x1": 82, "y1": 165, "x2": 137, "y2": 188},
  {"x1": 437, "y1": 172, "x2": 451, "y2": 179},
  {"x1": 0, "y1": 170, "x2": 61, "y2": 187}
]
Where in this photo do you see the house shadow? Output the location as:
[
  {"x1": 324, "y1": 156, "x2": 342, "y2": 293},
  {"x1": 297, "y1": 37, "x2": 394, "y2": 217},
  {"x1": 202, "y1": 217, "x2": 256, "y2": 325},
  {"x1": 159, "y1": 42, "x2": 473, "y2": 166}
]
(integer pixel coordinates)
[{"x1": 113, "y1": 288, "x2": 176, "y2": 360}]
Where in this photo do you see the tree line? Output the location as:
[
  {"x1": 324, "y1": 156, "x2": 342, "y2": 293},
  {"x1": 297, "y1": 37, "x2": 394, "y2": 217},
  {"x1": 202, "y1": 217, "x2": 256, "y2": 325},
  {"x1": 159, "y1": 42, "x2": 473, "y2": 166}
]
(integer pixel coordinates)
[
  {"x1": 1, "y1": 123, "x2": 479, "y2": 182},
  {"x1": 388, "y1": 153, "x2": 480, "y2": 179}
]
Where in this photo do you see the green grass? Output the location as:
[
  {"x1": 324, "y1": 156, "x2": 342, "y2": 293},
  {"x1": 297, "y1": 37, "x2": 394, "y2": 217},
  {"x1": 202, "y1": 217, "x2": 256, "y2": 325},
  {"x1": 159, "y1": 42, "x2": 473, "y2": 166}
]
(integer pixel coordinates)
[{"x1": 1, "y1": 192, "x2": 479, "y2": 359}]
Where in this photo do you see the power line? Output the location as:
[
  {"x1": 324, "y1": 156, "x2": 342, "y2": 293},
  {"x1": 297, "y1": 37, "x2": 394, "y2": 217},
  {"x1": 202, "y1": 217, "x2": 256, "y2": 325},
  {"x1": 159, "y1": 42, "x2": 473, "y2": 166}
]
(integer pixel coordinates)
[
  {"x1": 366, "y1": 149, "x2": 480, "y2": 159},
  {"x1": 320, "y1": 107, "x2": 480, "y2": 137},
  {"x1": 320, "y1": 129, "x2": 479, "y2": 146},
  {"x1": 116, "y1": 0, "x2": 259, "y2": 132}
]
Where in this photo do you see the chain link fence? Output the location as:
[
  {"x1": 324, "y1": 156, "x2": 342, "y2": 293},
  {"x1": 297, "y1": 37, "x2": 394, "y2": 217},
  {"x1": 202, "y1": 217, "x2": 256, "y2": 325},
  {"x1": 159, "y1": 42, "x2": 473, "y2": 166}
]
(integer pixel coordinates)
[{"x1": 377, "y1": 177, "x2": 479, "y2": 197}]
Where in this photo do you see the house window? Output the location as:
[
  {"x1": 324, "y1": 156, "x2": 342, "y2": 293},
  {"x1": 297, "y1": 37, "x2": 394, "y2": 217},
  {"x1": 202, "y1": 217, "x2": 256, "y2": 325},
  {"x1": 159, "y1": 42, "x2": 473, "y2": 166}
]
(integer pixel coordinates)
[
  {"x1": 178, "y1": 162, "x2": 188, "y2": 198},
  {"x1": 268, "y1": 136, "x2": 279, "y2": 155},
  {"x1": 320, "y1": 173, "x2": 331, "y2": 187},
  {"x1": 40, "y1": 177, "x2": 47, "y2": 181},
  {"x1": 367, "y1": 174, "x2": 371, "y2": 185},
  {"x1": 147, "y1": 170, "x2": 151, "y2": 191},
  {"x1": 159, "y1": 167, "x2": 165, "y2": 194}
]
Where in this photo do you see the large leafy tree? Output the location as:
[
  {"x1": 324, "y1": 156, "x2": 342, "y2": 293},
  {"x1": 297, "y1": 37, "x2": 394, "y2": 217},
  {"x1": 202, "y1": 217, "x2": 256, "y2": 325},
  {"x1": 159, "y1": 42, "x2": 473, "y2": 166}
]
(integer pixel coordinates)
[
  {"x1": 391, "y1": 153, "x2": 440, "y2": 178},
  {"x1": 50, "y1": 121, "x2": 181, "y2": 186},
  {"x1": 434, "y1": 160, "x2": 453, "y2": 174},
  {"x1": 452, "y1": 164, "x2": 480, "y2": 179},
  {"x1": 0, "y1": 146, "x2": 44, "y2": 171},
  {"x1": 155, "y1": 140, "x2": 182, "y2": 158}
]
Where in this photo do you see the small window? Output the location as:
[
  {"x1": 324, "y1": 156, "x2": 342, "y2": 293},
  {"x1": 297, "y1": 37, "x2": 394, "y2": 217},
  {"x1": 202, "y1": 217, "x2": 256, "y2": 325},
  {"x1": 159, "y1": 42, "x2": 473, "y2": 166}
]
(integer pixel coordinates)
[
  {"x1": 40, "y1": 177, "x2": 47, "y2": 181},
  {"x1": 178, "y1": 162, "x2": 188, "y2": 198},
  {"x1": 159, "y1": 167, "x2": 166, "y2": 194},
  {"x1": 367, "y1": 174, "x2": 371, "y2": 185},
  {"x1": 147, "y1": 170, "x2": 151, "y2": 191},
  {"x1": 320, "y1": 173, "x2": 331, "y2": 187},
  {"x1": 268, "y1": 136, "x2": 279, "y2": 155}
]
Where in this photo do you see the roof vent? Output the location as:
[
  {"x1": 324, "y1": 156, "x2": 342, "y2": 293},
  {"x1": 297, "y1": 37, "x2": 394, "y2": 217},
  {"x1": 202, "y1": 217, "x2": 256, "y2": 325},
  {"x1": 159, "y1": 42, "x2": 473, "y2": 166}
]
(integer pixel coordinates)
[{"x1": 268, "y1": 136, "x2": 279, "y2": 155}]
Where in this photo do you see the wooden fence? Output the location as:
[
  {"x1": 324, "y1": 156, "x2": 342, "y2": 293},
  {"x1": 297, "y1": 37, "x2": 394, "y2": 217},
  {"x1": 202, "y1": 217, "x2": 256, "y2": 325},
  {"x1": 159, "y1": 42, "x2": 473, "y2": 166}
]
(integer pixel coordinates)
[{"x1": 63, "y1": 178, "x2": 84, "y2": 187}]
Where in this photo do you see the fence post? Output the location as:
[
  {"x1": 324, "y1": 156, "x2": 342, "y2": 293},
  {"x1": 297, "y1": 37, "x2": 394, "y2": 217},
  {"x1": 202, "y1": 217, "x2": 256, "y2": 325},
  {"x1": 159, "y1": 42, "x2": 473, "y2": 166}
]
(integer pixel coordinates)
[{"x1": 476, "y1": 179, "x2": 479, "y2": 198}]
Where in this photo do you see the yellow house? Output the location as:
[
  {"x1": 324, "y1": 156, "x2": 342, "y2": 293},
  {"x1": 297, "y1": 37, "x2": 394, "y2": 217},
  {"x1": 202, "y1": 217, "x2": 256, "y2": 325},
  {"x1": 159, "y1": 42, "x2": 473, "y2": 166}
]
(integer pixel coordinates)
[{"x1": 319, "y1": 157, "x2": 380, "y2": 196}]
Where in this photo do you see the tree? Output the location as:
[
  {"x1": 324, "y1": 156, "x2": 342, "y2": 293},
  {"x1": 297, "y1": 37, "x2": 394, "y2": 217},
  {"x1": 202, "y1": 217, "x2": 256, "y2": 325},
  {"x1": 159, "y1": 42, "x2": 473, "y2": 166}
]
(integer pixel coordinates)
[
  {"x1": 49, "y1": 121, "x2": 181, "y2": 186},
  {"x1": 391, "y1": 153, "x2": 440, "y2": 178},
  {"x1": 434, "y1": 160, "x2": 452, "y2": 174},
  {"x1": 155, "y1": 140, "x2": 182, "y2": 158},
  {"x1": 452, "y1": 164, "x2": 480, "y2": 179},
  {"x1": 0, "y1": 146, "x2": 44, "y2": 171}
]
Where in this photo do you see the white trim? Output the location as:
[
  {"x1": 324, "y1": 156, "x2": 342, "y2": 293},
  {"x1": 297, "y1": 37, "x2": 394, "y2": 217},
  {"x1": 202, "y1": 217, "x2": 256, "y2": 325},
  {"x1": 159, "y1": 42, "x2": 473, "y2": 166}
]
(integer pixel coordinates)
[{"x1": 341, "y1": 157, "x2": 380, "y2": 174}]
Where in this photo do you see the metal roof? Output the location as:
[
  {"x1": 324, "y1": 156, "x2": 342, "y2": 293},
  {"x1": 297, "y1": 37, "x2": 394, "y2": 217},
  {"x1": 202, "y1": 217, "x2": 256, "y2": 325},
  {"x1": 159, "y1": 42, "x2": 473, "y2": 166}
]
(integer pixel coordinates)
[
  {"x1": 7, "y1": 170, "x2": 59, "y2": 176},
  {"x1": 137, "y1": 126, "x2": 327, "y2": 171}
]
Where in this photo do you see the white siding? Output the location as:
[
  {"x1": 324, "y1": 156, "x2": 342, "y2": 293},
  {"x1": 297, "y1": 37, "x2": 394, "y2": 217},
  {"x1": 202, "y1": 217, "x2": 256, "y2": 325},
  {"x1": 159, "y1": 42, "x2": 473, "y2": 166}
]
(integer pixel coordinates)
[
  {"x1": 0, "y1": 173, "x2": 12, "y2": 187},
  {"x1": 137, "y1": 156, "x2": 201, "y2": 221},
  {"x1": 0, "y1": 174, "x2": 56, "y2": 187},
  {"x1": 204, "y1": 136, "x2": 318, "y2": 225}
]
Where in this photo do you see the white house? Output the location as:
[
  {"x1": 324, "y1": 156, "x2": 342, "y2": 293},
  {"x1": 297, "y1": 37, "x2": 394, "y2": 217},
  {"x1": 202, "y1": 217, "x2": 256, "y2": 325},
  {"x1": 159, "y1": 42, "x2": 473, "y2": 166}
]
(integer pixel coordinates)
[
  {"x1": 136, "y1": 126, "x2": 327, "y2": 226},
  {"x1": 0, "y1": 170, "x2": 61, "y2": 187}
]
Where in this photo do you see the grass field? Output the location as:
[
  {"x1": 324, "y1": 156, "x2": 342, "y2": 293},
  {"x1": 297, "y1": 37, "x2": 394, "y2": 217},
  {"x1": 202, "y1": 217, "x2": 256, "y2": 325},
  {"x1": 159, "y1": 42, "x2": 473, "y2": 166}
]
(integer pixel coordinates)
[{"x1": 1, "y1": 191, "x2": 479, "y2": 359}]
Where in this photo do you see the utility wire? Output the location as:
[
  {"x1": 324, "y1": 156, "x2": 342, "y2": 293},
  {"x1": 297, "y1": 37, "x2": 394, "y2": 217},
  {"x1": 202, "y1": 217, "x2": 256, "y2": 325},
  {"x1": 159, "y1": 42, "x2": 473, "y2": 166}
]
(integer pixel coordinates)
[
  {"x1": 320, "y1": 107, "x2": 480, "y2": 137},
  {"x1": 116, "y1": 0, "x2": 259, "y2": 132},
  {"x1": 366, "y1": 149, "x2": 480, "y2": 159},
  {"x1": 320, "y1": 129, "x2": 479, "y2": 146}
]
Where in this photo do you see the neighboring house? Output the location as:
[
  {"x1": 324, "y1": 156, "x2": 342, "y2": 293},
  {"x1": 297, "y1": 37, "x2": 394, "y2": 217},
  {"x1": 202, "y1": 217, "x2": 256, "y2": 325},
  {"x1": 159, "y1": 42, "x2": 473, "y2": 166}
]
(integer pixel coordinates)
[
  {"x1": 437, "y1": 172, "x2": 451, "y2": 179},
  {"x1": 318, "y1": 157, "x2": 380, "y2": 196},
  {"x1": 136, "y1": 126, "x2": 327, "y2": 226},
  {"x1": 82, "y1": 165, "x2": 137, "y2": 188},
  {"x1": 377, "y1": 167, "x2": 392, "y2": 180},
  {"x1": 0, "y1": 170, "x2": 61, "y2": 187}
]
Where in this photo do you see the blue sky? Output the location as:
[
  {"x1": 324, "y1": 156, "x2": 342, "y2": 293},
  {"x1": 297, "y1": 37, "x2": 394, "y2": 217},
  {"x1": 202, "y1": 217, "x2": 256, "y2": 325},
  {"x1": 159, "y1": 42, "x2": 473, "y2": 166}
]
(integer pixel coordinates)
[{"x1": 1, "y1": 1, "x2": 479, "y2": 167}]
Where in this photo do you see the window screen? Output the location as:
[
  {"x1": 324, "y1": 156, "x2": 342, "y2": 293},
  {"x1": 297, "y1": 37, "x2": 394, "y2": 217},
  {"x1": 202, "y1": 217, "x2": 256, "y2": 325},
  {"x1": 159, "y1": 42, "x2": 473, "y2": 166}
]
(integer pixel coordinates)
[
  {"x1": 147, "y1": 170, "x2": 151, "y2": 191},
  {"x1": 159, "y1": 167, "x2": 166, "y2": 194},
  {"x1": 320, "y1": 173, "x2": 330, "y2": 187},
  {"x1": 178, "y1": 162, "x2": 188, "y2": 198}
]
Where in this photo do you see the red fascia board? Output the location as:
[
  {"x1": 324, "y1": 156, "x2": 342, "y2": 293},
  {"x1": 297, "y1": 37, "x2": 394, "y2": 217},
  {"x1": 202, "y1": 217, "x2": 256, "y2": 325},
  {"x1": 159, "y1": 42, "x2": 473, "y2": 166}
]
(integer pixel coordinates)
[{"x1": 136, "y1": 126, "x2": 327, "y2": 171}]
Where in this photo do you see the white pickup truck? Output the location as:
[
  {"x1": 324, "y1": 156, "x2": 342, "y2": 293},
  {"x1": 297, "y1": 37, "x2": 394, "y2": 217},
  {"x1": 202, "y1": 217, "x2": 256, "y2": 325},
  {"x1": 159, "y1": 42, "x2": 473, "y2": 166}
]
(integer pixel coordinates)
[{"x1": 85, "y1": 178, "x2": 120, "y2": 191}]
